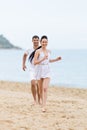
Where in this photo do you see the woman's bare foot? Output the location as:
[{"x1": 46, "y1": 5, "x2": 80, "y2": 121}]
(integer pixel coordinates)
[
  {"x1": 38, "y1": 102, "x2": 42, "y2": 105},
  {"x1": 42, "y1": 107, "x2": 46, "y2": 112},
  {"x1": 38, "y1": 100, "x2": 42, "y2": 105}
]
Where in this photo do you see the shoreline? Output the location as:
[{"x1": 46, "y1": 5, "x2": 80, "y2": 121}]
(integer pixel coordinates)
[
  {"x1": 0, "y1": 81, "x2": 87, "y2": 130},
  {"x1": 0, "y1": 80, "x2": 87, "y2": 89}
]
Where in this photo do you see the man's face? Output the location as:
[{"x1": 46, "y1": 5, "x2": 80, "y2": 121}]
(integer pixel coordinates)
[{"x1": 32, "y1": 38, "x2": 39, "y2": 47}]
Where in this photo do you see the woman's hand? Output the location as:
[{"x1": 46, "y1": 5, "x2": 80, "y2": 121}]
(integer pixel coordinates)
[
  {"x1": 43, "y1": 55, "x2": 48, "y2": 60},
  {"x1": 56, "y1": 56, "x2": 62, "y2": 61}
]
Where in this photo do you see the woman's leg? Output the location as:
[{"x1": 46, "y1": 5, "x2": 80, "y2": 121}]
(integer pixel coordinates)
[{"x1": 42, "y1": 78, "x2": 50, "y2": 111}]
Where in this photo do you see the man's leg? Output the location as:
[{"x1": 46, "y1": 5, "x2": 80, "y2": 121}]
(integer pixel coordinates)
[
  {"x1": 31, "y1": 80, "x2": 37, "y2": 104},
  {"x1": 36, "y1": 82, "x2": 40, "y2": 104},
  {"x1": 38, "y1": 79, "x2": 43, "y2": 105}
]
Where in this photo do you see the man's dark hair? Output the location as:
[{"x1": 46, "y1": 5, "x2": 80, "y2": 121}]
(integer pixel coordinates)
[{"x1": 32, "y1": 35, "x2": 39, "y2": 40}]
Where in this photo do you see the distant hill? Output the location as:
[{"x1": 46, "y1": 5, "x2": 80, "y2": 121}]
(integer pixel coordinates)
[{"x1": 0, "y1": 35, "x2": 21, "y2": 49}]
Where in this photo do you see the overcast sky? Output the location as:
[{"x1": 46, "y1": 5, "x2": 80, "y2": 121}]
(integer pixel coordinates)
[{"x1": 0, "y1": 0, "x2": 87, "y2": 49}]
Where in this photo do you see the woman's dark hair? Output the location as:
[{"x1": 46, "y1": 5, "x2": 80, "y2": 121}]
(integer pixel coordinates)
[
  {"x1": 29, "y1": 35, "x2": 48, "y2": 63},
  {"x1": 29, "y1": 46, "x2": 41, "y2": 63},
  {"x1": 40, "y1": 35, "x2": 48, "y2": 41}
]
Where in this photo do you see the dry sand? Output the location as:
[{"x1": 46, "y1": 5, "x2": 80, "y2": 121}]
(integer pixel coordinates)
[{"x1": 0, "y1": 81, "x2": 87, "y2": 130}]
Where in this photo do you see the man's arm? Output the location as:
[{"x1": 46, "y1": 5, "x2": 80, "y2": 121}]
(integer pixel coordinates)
[{"x1": 22, "y1": 53, "x2": 27, "y2": 71}]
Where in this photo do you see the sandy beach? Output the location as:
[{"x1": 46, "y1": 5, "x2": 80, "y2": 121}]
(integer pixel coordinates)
[{"x1": 0, "y1": 81, "x2": 87, "y2": 130}]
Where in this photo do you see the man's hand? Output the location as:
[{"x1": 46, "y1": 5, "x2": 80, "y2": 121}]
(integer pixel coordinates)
[{"x1": 22, "y1": 65, "x2": 27, "y2": 71}]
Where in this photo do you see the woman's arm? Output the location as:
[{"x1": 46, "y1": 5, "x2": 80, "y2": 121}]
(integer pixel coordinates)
[
  {"x1": 34, "y1": 50, "x2": 48, "y2": 65},
  {"x1": 49, "y1": 56, "x2": 61, "y2": 63}
]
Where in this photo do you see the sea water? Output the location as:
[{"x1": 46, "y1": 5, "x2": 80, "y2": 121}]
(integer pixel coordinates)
[{"x1": 0, "y1": 49, "x2": 87, "y2": 88}]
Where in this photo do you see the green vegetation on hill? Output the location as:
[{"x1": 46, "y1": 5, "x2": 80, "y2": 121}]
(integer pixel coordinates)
[{"x1": 0, "y1": 35, "x2": 21, "y2": 49}]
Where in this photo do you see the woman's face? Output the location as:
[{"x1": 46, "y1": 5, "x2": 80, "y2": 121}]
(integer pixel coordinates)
[{"x1": 40, "y1": 38, "x2": 48, "y2": 48}]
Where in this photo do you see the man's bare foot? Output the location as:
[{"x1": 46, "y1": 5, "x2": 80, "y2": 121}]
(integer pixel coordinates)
[{"x1": 31, "y1": 101, "x2": 37, "y2": 106}]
